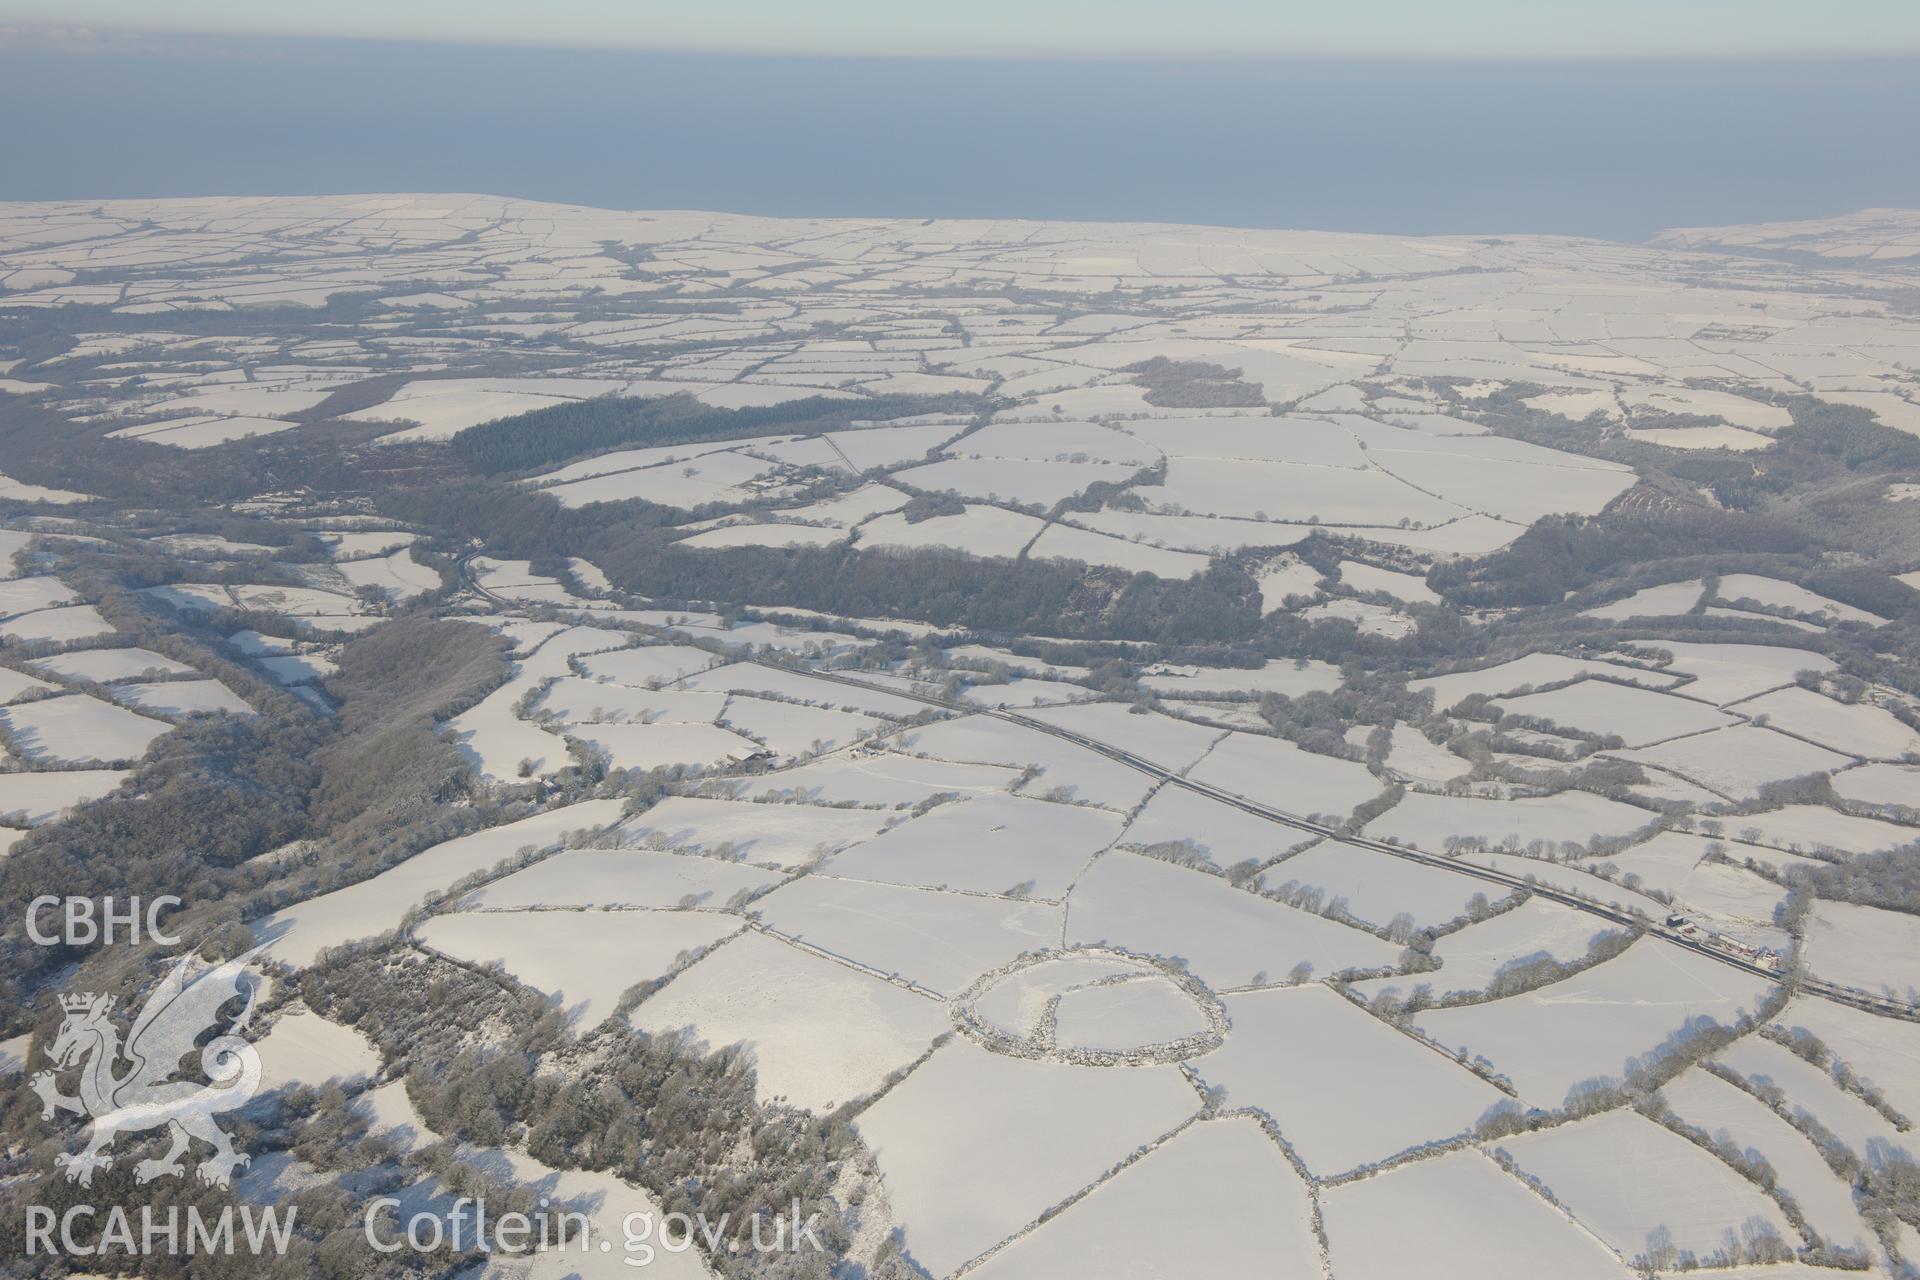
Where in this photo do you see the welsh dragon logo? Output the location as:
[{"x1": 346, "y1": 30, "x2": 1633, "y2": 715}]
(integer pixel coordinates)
[{"x1": 31, "y1": 945, "x2": 265, "y2": 1189}]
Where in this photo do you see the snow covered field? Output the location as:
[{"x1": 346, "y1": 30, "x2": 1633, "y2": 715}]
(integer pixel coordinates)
[
  {"x1": 1615, "y1": 726, "x2": 1855, "y2": 801},
  {"x1": 1716, "y1": 1034, "x2": 1915, "y2": 1165},
  {"x1": 109, "y1": 678, "x2": 252, "y2": 719},
  {"x1": 619, "y1": 795, "x2": 894, "y2": 869},
  {"x1": 631, "y1": 930, "x2": 947, "y2": 1111},
  {"x1": 1833, "y1": 762, "x2": 1920, "y2": 809},
  {"x1": 1723, "y1": 803, "x2": 1915, "y2": 856},
  {"x1": 463, "y1": 847, "x2": 782, "y2": 910},
  {"x1": 853, "y1": 1038, "x2": 1197, "y2": 1276},
  {"x1": 733, "y1": 749, "x2": 1023, "y2": 807},
  {"x1": 1186, "y1": 731, "x2": 1385, "y2": 822},
  {"x1": 253, "y1": 1010, "x2": 381, "y2": 1096},
  {"x1": 1192, "y1": 985, "x2": 1506, "y2": 1174},
  {"x1": 0, "y1": 767, "x2": 129, "y2": 824},
  {"x1": 1414, "y1": 942, "x2": 1773, "y2": 1106},
  {"x1": 1769, "y1": 996, "x2": 1920, "y2": 1123},
  {"x1": 1119, "y1": 784, "x2": 1317, "y2": 866},
  {"x1": 565, "y1": 721, "x2": 762, "y2": 771},
  {"x1": 1264, "y1": 839, "x2": 1489, "y2": 930},
  {"x1": 1660, "y1": 1067, "x2": 1874, "y2": 1251},
  {"x1": 821, "y1": 791, "x2": 1120, "y2": 899},
  {"x1": 1736, "y1": 686, "x2": 1920, "y2": 758},
  {"x1": 1366, "y1": 789, "x2": 1658, "y2": 856},
  {"x1": 28, "y1": 646, "x2": 195, "y2": 682},
  {"x1": 1067, "y1": 850, "x2": 1399, "y2": 987},
  {"x1": 418, "y1": 908, "x2": 738, "y2": 1028},
  {"x1": 255, "y1": 800, "x2": 628, "y2": 964},
  {"x1": 0, "y1": 604, "x2": 115, "y2": 643},
  {"x1": 1494, "y1": 680, "x2": 1739, "y2": 747},
  {"x1": 1353, "y1": 897, "x2": 1613, "y2": 1000},
  {"x1": 1803, "y1": 901, "x2": 1920, "y2": 1001},
  {"x1": 1322, "y1": 1150, "x2": 1631, "y2": 1280},
  {"x1": 1496, "y1": 1109, "x2": 1794, "y2": 1263},
  {"x1": 892, "y1": 715, "x2": 1158, "y2": 811},
  {"x1": 0, "y1": 692, "x2": 170, "y2": 763},
  {"x1": 752, "y1": 874, "x2": 1059, "y2": 995},
  {"x1": 966, "y1": 1117, "x2": 1320, "y2": 1280},
  {"x1": 1413, "y1": 653, "x2": 1682, "y2": 708},
  {"x1": 0, "y1": 574, "x2": 79, "y2": 615},
  {"x1": 335, "y1": 547, "x2": 442, "y2": 601}
]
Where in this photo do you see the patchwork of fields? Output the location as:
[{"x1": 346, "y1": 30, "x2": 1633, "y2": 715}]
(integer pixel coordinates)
[{"x1": 3, "y1": 196, "x2": 1920, "y2": 1279}]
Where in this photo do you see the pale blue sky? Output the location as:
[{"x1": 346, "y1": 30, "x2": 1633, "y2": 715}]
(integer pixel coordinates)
[{"x1": 2, "y1": 0, "x2": 1917, "y2": 58}]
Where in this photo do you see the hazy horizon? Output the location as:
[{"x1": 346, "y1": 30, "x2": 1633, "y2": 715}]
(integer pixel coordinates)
[
  {"x1": 10, "y1": 1, "x2": 1920, "y2": 61},
  {"x1": 3, "y1": 34, "x2": 1918, "y2": 241}
]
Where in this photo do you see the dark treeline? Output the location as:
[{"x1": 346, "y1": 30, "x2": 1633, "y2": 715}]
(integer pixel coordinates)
[
  {"x1": 309, "y1": 617, "x2": 513, "y2": 831},
  {"x1": 0, "y1": 713, "x2": 323, "y2": 1021},
  {"x1": 1452, "y1": 388, "x2": 1920, "y2": 611},
  {"x1": 385, "y1": 471, "x2": 1265, "y2": 642},
  {"x1": 0, "y1": 391, "x2": 468, "y2": 513},
  {"x1": 1123, "y1": 357, "x2": 1266, "y2": 408},
  {"x1": 1794, "y1": 844, "x2": 1920, "y2": 917},
  {"x1": 1477, "y1": 384, "x2": 1920, "y2": 484},
  {"x1": 0, "y1": 292, "x2": 399, "y2": 369},
  {"x1": 900, "y1": 491, "x2": 967, "y2": 523},
  {"x1": 449, "y1": 390, "x2": 982, "y2": 476},
  {"x1": 0, "y1": 617, "x2": 512, "y2": 1034},
  {"x1": 387, "y1": 475, "x2": 665, "y2": 558},
  {"x1": 1770, "y1": 396, "x2": 1920, "y2": 471},
  {"x1": 1431, "y1": 502, "x2": 1818, "y2": 609},
  {"x1": 588, "y1": 529, "x2": 1264, "y2": 643}
]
